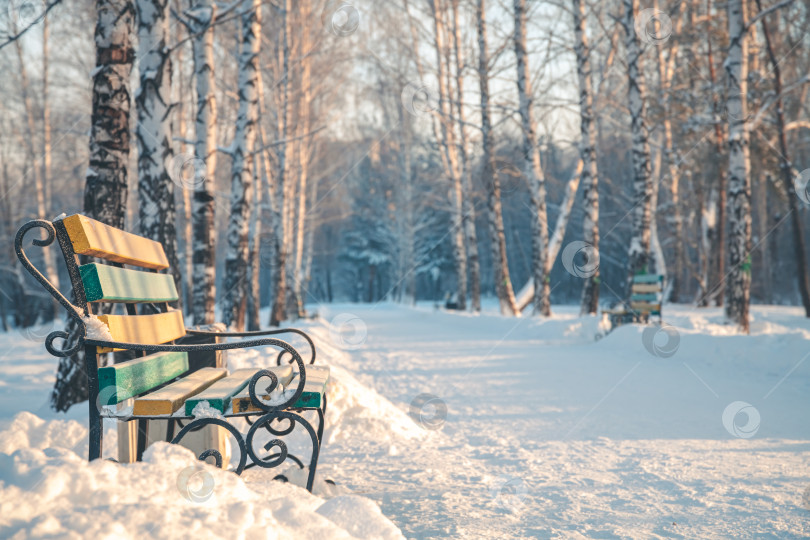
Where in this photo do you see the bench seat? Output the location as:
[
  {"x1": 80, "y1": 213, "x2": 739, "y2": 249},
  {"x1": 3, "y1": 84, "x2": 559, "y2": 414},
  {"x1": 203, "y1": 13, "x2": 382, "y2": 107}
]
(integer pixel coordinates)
[{"x1": 98, "y1": 359, "x2": 330, "y2": 418}]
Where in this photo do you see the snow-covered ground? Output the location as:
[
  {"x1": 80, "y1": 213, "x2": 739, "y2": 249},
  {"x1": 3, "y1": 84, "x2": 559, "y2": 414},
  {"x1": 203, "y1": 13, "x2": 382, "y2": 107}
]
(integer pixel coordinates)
[{"x1": 2, "y1": 302, "x2": 810, "y2": 538}]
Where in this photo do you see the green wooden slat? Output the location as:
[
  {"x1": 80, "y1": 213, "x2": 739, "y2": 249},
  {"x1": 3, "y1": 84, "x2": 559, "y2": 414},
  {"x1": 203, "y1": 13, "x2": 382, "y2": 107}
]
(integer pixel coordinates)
[
  {"x1": 80, "y1": 263, "x2": 179, "y2": 303},
  {"x1": 632, "y1": 274, "x2": 663, "y2": 284},
  {"x1": 292, "y1": 366, "x2": 329, "y2": 408},
  {"x1": 98, "y1": 351, "x2": 189, "y2": 405},
  {"x1": 631, "y1": 292, "x2": 660, "y2": 302}
]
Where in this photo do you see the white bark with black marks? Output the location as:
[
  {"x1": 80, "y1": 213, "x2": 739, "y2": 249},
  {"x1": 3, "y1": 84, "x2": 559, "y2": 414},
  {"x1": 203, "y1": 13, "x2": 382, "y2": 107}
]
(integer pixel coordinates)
[
  {"x1": 513, "y1": 0, "x2": 551, "y2": 316},
  {"x1": 573, "y1": 0, "x2": 600, "y2": 315},
  {"x1": 270, "y1": 0, "x2": 291, "y2": 327},
  {"x1": 222, "y1": 0, "x2": 261, "y2": 330},
  {"x1": 431, "y1": 0, "x2": 467, "y2": 311},
  {"x1": 622, "y1": 0, "x2": 654, "y2": 294},
  {"x1": 189, "y1": 0, "x2": 217, "y2": 325},
  {"x1": 477, "y1": 0, "x2": 518, "y2": 316},
  {"x1": 136, "y1": 0, "x2": 181, "y2": 306},
  {"x1": 450, "y1": 0, "x2": 481, "y2": 312},
  {"x1": 724, "y1": 0, "x2": 751, "y2": 331},
  {"x1": 290, "y1": 0, "x2": 312, "y2": 319}
]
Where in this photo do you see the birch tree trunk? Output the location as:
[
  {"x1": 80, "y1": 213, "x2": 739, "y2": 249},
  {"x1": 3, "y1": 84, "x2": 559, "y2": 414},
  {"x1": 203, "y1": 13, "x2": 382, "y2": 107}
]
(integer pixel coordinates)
[
  {"x1": 513, "y1": 0, "x2": 551, "y2": 316},
  {"x1": 653, "y1": 0, "x2": 684, "y2": 302},
  {"x1": 291, "y1": 0, "x2": 312, "y2": 318},
  {"x1": 302, "y1": 170, "x2": 318, "y2": 304},
  {"x1": 431, "y1": 0, "x2": 468, "y2": 311},
  {"x1": 53, "y1": 0, "x2": 134, "y2": 412},
  {"x1": 85, "y1": 0, "x2": 134, "y2": 229},
  {"x1": 622, "y1": 0, "x2": 654, "y2": 294},
  {"x1": 135, "y1": 0, "x2": 181, "y2": 306},
  {"x1": 650, "y1": 161, "x2": 666, "y2": 283},
  {"x1": 189, "y1": 0, "x2": 217, "y2": 325},
  {"x1": 282, "y1": 2, "x2": 302, "y2": 319},
  {"x1": 695, "y1": 174, "x2": 714, "y2": 305},
  {"x1": 173, "y1": 42, "x2": 194, "y2": 312},
  {"x1": 450, "y1": 0, "x2": 481, "y2": 312},
  {"x1": 573, "y1": 0, "x2": 600, "y2": 315},
  {"x1": 756, "y1": 0, "x2": 810, "y2": 317},
  {"x1": 246, "y1": 56, "x2": 273, "y2": 332},
  {"x1": 246, "y1": 160, "x2": 263, "y2": 331},
  {"x1": 222, "y1": 0, "x2": 260, "y2": 331},
  {"x1": 476, "y1": 0, "x2": 518, "y2": 316},
  {"x1": 257, "y1": 82, "x2": 280, "y2": 327},
  {"x1": 706, "y1": 6, "x2": 727, "y2": 306},
  {"x1": 724, "y1": 0, "x2": 752, "y2": 332},
  {"x1": 270, "y1": 0, "x2": 292, "y2": 327}
]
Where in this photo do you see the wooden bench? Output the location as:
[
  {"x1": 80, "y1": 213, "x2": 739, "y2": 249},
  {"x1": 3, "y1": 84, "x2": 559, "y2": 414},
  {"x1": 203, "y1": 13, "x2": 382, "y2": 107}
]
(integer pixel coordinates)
[
  {"x1": 604, "y1": 273, "x2": 664, "y2": 326},
  {"x1": 15, "y1": 215, "x2": 329, "y2": 492}
]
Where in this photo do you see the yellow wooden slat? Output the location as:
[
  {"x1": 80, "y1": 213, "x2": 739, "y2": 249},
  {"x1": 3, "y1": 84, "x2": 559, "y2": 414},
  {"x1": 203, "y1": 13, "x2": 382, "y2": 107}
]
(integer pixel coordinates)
[
  {"x1": 631, "y1": 302, "x2": 661, "y2": 312},
  {"x1": 632, "y1": 283, "x2": 663, "y2": 294},
  {"x1": 133, "y1": 368, "x2": 227, "y2": 416},
  {"x1": 96, "y1": 311, "x2": 187, "y2": 353},
  {"x1": 62, "y1": 214, "x2": 169, "y2": 269}
]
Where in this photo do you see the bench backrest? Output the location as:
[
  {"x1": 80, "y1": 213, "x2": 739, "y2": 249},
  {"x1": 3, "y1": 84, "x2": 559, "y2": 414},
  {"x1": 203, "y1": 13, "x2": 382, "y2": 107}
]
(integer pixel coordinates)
[
  {"x1": 630, "y1": 274, "x2": 663, "y2": 315},
  {"x1": 56, "y1": 214, "x2": 189, "y2": 404}
]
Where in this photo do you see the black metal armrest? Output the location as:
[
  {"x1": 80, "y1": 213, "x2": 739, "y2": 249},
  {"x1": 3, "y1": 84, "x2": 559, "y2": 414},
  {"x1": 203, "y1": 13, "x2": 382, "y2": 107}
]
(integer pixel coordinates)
[{"x1": 185, "y1": 327, "x2": 317, "y2": 365}]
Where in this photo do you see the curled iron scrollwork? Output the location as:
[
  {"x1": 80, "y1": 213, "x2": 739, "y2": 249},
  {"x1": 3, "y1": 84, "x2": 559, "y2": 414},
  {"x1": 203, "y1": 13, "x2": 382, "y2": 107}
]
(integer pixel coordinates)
[
  {"x1": 245, "y1": 413, "x2": 297, "y2": 437},
  {"x1": 45, "y1": 329, "x2": 84, "y2": 358},
  {"x1": 248, "y1": 346, "x2": 307, "y2": 413},
  {"x1": 170, "y1": 417, "x2": 248, "y2": 475},
  {"x1": 15, "y1": 220, "x2": 86, "y2": 357},
  {"x1": 244, "y1": 410, "x2": 320, "y2": 491}
]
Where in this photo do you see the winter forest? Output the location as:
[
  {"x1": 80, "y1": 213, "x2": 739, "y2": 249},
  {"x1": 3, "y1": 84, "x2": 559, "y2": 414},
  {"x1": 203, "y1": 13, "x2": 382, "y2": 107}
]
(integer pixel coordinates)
[
  {"x1": 2, "y1": 0, "x2": 810, "y2": 536},
  {"x1": 2, "y1": 0, "x2": 810, "y2": 335}
]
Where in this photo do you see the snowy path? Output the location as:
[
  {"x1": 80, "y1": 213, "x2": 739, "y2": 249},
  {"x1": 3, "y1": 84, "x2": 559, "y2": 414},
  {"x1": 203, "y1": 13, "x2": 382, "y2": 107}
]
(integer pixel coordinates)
[
  {"x1": 2, "y1": 303, "x2": 810, "y2": 538},
  {"x1": 315, "y1": 304, "x2": 810, "y2": 538}
]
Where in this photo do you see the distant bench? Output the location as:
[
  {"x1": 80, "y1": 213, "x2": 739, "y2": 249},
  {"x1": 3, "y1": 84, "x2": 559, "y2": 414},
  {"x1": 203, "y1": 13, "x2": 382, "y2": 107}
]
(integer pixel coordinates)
[
  {"x1": 15, "y1": 214, "x2": 329, "y2": 492},
  {"x1": 604, "y1": 273, "x2": 664, "y2": 326}
]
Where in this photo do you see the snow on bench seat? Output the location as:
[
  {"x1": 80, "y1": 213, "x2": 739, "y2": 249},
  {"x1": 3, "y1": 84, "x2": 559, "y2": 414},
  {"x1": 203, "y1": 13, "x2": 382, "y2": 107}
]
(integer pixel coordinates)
[
  {"x1": 183, "y1": 366, "x2": 294, "y2": 415},
  {"x1": 133, "y1": 367, "x2": 226, "y2": 416},
  {"x1": 232, "y1": 365, "x2": 330, "y2": 412}
]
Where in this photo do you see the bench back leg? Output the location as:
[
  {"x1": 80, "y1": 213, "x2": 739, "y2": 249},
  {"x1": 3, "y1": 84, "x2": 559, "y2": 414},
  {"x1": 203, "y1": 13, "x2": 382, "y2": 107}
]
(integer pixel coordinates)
[{"x1": 85, "y1": 345, "x2": 103, "y2": 461}]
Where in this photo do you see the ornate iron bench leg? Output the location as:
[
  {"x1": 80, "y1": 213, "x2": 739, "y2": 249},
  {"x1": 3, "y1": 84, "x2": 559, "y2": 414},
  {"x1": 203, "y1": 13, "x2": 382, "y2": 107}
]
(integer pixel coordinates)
[
  {"x1": 243, "y1": 412, "x2": 320, "y2": 479},
  {"x1": 245, "y1": 411, "x2": 321, "y2": 492}
]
